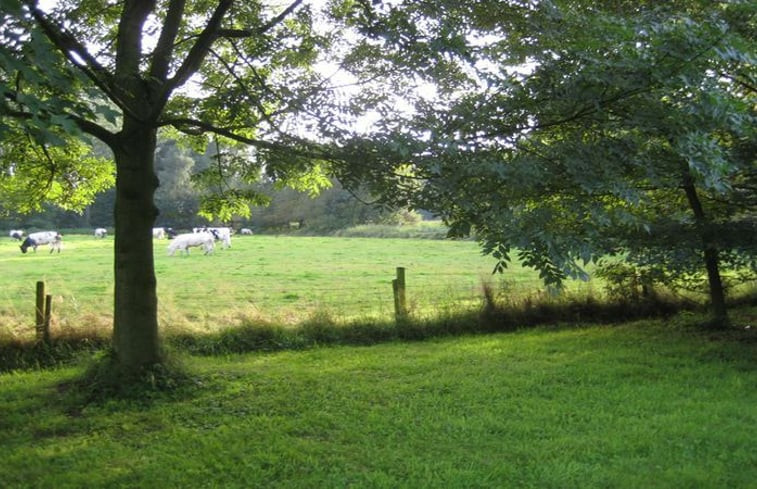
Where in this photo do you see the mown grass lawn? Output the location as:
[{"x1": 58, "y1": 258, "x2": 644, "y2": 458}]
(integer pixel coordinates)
[{"x1": 2, "y1": 314, "x2": 755, "y2": 489}]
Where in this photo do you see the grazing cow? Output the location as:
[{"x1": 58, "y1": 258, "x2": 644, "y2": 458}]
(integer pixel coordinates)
[
  {"x1": 239, "y1": 228, "x2": 253, "y2": 235},
  {"x1": 94, "y1": 228, "x2": 107, "y2": 238},
  {"x1": 20, "y1": 231, "x2": 62, "y2": 254},
  {"x1": 209, "y1": 227, "x2": 232, "y2": 249},
  {"x1": 194, "y1": 226, "x2": 232, "y2": 249},
  {"x1": 154, "y1": 227, "x2": 178, "y2": 239},
  {"x1": 9, "y1": 230, "x2": 24, "y2": 240},
  {"x1": 167, "y1": 232, "x2": 215, "y2": 256}
]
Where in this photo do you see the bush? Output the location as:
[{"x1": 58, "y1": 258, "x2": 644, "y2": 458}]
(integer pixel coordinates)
[
  {"x1": 0, "y1": 336, "x2": 109, "y2": 372},
  {"x1": 595, "y1": 261, "x2": 664, "y2": 301}
]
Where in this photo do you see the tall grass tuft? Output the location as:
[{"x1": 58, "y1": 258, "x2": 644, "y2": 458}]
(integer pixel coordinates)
[
  {"x1": 0, "y1": 335, "x2": 109, "y2": 372},
  {"x1": 173, "y1": 288, "x2": 714, "y2": 358}
]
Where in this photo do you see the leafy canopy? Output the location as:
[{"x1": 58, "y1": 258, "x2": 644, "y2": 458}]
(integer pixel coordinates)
[
  {"x1": 334, "y1": 0, "x2": 756, "y2": 288},
  {"x1": 0, "y1": 0, "x2": 393, "y2": 220}
]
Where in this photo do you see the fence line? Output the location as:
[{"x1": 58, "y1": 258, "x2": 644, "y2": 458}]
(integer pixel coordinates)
[
  {"x1": 164, "y1": 280, "x2": 489, "y2": 306},
  {"x1": 20, "y1": 268, "x2": 508, "y2": 338},
  {"x1": 162, "y1": 266, "x2": 493, "y2": 322}
]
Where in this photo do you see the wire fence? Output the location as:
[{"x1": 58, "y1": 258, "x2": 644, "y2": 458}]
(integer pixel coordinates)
[{"x1": 158, "y1": 268, "x2": 497, "y2": 324}]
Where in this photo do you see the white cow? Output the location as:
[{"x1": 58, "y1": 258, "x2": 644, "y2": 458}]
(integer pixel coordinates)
[
  {"x1": 239, "y1": 228, "x2": 253, "y2": 235},
  {"x1": 94, "y1": 228, "x2": 107, "y2": 238},
  {"x1": 9, "y1": 230, "x2": 24, "y2": 240},
  {"x1": 167, "y1": 232, "x2": 215, "y2": 256},
  {"x1": 20, "y1": 231, "x2": 62, "y2": 254}
]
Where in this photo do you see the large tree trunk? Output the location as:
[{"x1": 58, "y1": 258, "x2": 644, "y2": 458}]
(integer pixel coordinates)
[{"x1": 112, "y1": 121, "x2": 162, "y2": 371}]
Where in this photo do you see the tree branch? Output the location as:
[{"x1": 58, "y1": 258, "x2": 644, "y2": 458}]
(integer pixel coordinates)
[
  {"x1": 719, "y1": 71, "x2": 757, "y2": 95},
  {"x1": 154, "y1": 0, "x2": 234, "y2": 116},
  {"x1": 258, "y1": 0, "x2": 303, "y2": 34},
  {"x1": 2, "y1": 100, "x2": 117, "y2": 147},
  {"x1": 25, "y1": 4, "x2": 125, "y2": 107},
  {"x1": 149, "y1": 0, "x2": 187, "y2": 82},
  {"x1": 160, "y1": 116, "x2": 331, "y2": 158},
  {"x1": 216, "y1": 0, "x2": 305, "y2": 37},
  {"x1": 115, "y1": 0, "x2": 155, "y2": 78}
]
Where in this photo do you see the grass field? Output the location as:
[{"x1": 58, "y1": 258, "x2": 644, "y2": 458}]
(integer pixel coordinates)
[
  {"x1": 2, "y1": 233, "x2": 755, "y2": 487},
  {"x1": 0, "y1": 233, "x2": 598, "y2": 340},
  {"x1": 1, "y1": 314, "x2": 755, "y2": 488}
]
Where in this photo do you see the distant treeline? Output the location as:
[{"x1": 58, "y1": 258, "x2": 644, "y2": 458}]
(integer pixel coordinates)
[{"x1": 0, "y1": 139, "x2": 429, "y2": 234}]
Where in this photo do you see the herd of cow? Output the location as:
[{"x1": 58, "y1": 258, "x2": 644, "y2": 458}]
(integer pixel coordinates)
[{"x1": 8, "y1": 227, "x2": 254, "y2": 255}]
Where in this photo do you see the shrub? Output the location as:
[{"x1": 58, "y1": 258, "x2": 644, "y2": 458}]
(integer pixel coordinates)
[{"x1": 595, "y1": 261, "x2": 663, "y2": 301}]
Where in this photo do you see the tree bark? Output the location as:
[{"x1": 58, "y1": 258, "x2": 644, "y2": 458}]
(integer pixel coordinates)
[
  {"x1": 112, "y1": 119, "x2": 162, "y2": 371},
  {"x1": 701, "y1": 246, "x2": 728, "y2": 324}
]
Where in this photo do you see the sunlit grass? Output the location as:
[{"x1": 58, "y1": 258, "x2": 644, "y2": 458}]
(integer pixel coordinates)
[
  {"x1": 1, "y1": 314, "x2": 755, "y2": 488},
  {"x1": 2, "y1": 234, "x2": 583, "y2": 339}
]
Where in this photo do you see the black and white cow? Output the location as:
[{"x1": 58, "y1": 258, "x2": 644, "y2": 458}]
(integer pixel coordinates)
[
  {"x1": 153, "y1": 227, "x2": 178, "y2": 239},
  {"x1": 20, "y1": 231, "x2": 62, "y2": 254},
  {"x1": 193, "y1": 226, "x2": 232, "y2": 249}
]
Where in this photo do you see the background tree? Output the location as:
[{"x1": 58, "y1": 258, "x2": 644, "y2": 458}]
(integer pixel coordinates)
[
  {"x1": 245, "y1": 178, "x2": 393, "y2": 233},
  {"x1": 154, "y1": 139, "x2": 201, "y2": 228}
]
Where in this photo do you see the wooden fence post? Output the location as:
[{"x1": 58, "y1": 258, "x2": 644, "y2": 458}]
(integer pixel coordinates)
[
  {"x1": 43, "y1": 294, "x2": 52, "y2": 343},
  {"x1": 35, "y1": 281, "x2": 51, "y2": 343},
  {"x1": 393, "y1": 267, "x2": 407, "y2": 321}
]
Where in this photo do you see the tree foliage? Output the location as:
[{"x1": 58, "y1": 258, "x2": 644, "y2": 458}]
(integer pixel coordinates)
[
  {"x1": 0, "y1": 0, "x2": 753, "y2": 364},
  {"x1": 0, "y1": 0, "x2": 115, "y2": 215},
  {"x1": 333, "y1": 0, "x2": 756, "y2": 320},
  {"x1": 0, "y1": 0, "x2": 394, "y2": 372}
]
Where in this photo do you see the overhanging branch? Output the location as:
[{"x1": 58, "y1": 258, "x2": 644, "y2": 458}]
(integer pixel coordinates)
[
  {"x1": 2, "y1": 93, "x2": 117, "y2": 146},
  {"x1": 24, "y1": 3, "x2": 147, "y2": 123},
  {"x1": 258, "y1": 0, "x2": 303, "y2": 34},
  {"x1": 26, "y1": 4, "x2": 121, "y2": 107},
  {"x1": 160, "y1": 116, "x2": 332, "y2": 160},
  {"x1": 216, "y1": 0, "x2": 304, "y2": 37}
]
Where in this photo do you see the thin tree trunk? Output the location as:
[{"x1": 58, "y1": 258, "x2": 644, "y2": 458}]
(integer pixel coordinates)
[
  {"x1": 701, "y1": 246, "x2": 728, "y2": 323},
  {"x1": 112, "y1": 121, "x2": 162, "y2": 371},
  {"x1": 681, "y1": 168, "x2": 729, "y2": 326}
]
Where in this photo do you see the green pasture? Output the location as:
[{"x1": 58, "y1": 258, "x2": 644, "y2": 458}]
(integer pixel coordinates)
[
  {"x1": 1, "y1": 233, "x2": 595, "y2": 339},
  {"x1": 1, "y1": 315, "x2": 755, "y2": 488},
  {"x1": 2, "y1": 233, "x2": 755, "y2": 488}
]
